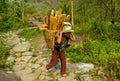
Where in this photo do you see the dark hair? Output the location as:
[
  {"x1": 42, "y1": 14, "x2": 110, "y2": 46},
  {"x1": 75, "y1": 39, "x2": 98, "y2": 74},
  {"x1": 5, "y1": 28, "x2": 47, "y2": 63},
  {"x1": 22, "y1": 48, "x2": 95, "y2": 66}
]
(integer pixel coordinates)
[{"x1": 62, "y1": 33, "x2": 70, "y2": 40}]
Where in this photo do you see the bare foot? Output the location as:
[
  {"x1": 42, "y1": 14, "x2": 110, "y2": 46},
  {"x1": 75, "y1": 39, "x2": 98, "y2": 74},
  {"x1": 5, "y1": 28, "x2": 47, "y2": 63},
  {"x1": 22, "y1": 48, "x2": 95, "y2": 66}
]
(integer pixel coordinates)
[
  {"x1": 62, "y1": 74, "x2": 67, "y2": 77},
  {"x1": 45, "y1": 65, "x2": 49, "y2": 73}
]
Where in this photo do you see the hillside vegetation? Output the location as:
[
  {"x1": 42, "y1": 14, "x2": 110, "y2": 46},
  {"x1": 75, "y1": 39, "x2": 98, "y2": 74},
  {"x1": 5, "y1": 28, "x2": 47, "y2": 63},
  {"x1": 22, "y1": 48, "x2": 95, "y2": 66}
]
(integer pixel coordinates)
[{"x1": 0, "y1": 0, "x2": 120, "y2": 80}]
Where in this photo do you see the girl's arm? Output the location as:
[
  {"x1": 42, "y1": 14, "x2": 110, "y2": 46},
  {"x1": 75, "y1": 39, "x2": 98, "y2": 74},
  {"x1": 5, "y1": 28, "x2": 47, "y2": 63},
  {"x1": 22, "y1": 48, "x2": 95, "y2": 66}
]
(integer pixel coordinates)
[
  {"x1": 56, "y1": 31, "x2": 63, "y2": 44},
  {"x1": 70, "y1": 33, "x2": 76, "y2": 41}
]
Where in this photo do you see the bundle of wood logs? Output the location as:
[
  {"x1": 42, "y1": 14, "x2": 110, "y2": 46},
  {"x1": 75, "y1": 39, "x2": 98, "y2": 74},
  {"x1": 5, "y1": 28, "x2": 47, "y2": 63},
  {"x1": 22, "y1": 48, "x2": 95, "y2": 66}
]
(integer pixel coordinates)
[{"x1": 38, "y1": 8, "x2": 71, "y2": 49}]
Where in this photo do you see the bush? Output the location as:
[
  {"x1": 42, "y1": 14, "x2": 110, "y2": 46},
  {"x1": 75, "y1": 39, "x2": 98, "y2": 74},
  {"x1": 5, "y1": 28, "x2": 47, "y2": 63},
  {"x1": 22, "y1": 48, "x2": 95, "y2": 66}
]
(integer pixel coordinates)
[
  {"x1": 0, "y1": 39, "x2": 10, "y2": 68},
  {"x1": 25, "y1": 5, "x2": 38, "y2": 14},
  {"x1": 74, "y1": 21, "x2": 120, "y2": 41},
  {"x1": 0, "y1": 15, "x2": 23, "y2": 32},
  {"x1": 66, "y1": 40, "x2": 120, "y2": 79}
]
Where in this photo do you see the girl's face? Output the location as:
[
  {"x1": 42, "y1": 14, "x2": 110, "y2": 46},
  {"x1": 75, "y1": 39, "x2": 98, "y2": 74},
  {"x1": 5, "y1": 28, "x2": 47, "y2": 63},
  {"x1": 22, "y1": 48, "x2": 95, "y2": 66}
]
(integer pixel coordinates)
[{"x1": 64, "y1": 32, "x2": 71, "y2": 37}]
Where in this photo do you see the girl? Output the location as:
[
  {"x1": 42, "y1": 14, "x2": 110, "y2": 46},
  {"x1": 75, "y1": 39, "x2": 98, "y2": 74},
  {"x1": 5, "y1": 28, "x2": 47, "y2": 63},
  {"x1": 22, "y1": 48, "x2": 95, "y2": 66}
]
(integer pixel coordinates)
[{"x1": 45, "y1": 22, "x2": 76, "y2": 77}]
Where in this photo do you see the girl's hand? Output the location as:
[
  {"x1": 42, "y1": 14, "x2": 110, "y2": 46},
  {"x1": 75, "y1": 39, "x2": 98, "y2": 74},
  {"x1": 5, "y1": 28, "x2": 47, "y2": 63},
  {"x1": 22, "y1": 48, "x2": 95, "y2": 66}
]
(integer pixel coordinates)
[
  {"x1": 59, "y1": 30, "x2": 63, "y2": 34},
  {"x1": 70, "y1": 33, "x2": 76, "y2": 41}
]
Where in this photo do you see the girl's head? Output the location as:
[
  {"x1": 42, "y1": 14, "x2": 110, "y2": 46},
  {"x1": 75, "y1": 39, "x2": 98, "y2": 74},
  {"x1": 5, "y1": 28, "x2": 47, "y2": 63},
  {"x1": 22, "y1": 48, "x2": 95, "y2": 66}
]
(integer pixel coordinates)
[
  {"x1": 62, "y1": 22, "x2": 74, "y2": 37},
  {"x1": 62, "y1": 22, "x2": 74, "y2": 33}
]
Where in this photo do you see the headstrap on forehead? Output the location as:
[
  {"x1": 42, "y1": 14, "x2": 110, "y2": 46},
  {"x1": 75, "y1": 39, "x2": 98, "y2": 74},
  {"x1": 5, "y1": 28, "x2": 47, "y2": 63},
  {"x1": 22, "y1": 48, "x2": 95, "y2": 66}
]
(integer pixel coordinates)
[
  {"x1": 62, "y1": 26, "x2": 74, "y2": 33},
  {"x1": 63, "y1": 22, "x2": 71, "y2": 26}
]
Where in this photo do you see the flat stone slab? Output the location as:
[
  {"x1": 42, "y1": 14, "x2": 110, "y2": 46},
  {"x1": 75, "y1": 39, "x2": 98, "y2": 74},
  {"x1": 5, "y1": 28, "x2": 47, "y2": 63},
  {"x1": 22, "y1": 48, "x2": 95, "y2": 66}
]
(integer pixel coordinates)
[
  {"x1": 76, "y1": 63, "x2": 94, "y2": 73},
  {"x1": 15, "y1": 68, "x2": 41, "y2": 81},
  {"x1": 13, "y1": 41, "x2": 31, "y2": 52},
  {"x1": 5, "y1": 37, "x2": 20, "y2": 47},
  {"x1": 22, "y1": 52, "x2": 34, "y2": 56},
  {"x1": 67, "y1": 63, "x2": 94, "y2": 73},
  {"x1": 0, "y1": 70, "x2": 20, "y2": 81}
]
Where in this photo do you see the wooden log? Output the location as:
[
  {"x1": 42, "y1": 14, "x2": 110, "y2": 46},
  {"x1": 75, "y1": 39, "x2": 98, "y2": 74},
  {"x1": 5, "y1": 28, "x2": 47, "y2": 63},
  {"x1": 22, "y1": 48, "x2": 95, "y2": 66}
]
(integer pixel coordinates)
[
  {"x1": 65, "y1": 15, "x2": 71, "y2": 22},
  {"x1": 50, "y1": 15, "x2": 57, "y2": 30},
  {"x1": 38, "y1": 24, "x2": 48, "y2": 30}
]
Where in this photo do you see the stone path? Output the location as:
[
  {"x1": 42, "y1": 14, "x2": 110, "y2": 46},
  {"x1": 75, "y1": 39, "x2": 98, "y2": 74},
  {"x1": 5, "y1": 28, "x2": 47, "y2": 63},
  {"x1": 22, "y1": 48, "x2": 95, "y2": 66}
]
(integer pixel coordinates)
[{"x1": 0, "y1": 31, "x2": 107, "y2": 81}]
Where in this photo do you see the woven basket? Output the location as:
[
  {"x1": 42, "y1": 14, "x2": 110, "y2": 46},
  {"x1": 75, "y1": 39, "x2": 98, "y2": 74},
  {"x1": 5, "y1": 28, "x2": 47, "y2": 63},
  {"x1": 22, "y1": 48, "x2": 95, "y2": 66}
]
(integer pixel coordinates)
[{"x1": 44, "y1": 30, "x2": 56, "y2": 49}]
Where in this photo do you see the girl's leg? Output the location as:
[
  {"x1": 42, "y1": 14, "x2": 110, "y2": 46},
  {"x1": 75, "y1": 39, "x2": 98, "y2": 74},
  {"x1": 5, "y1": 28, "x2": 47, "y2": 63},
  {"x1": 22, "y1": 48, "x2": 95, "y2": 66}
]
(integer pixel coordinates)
[
  {"x1": 46, "y1": 51, "x2": 59, "y2": 70},
  {"x1": 59, "y1": 51, "x2": 66, "y2": 76}
]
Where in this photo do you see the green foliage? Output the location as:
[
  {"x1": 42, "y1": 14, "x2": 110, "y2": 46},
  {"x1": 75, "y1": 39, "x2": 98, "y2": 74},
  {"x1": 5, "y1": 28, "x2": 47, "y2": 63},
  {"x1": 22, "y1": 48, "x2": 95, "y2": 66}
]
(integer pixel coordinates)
[
  {"x1": 107, "y1": 57, "x2": 120, "y2": 78},
  {"x1": 0, "y1": 14, "x2": 23, "y2": 32},
  {"x1": 66, "y1": 40, "x2": 120, "y2": 79},
  {"x1": 0, "y1": 39, "x2": 10, "y2": 68},
  {"x1": 73, "y1": 0, "x2": 120, "y2": 23},
  {"x1": 21, "y1": 28, "x2": 43, "y2": 40},
  {"x1": 66, "y1": 40, "x2": 120, "y2": 63},
  {"x1": 58, "y1": 0, "x2": 71, "y2": 14},
  {"x1": 0, "y1": 1, "x2": 23, "y2": 32},
  {"x1": 0, "y1": 0, "x2": 9, "y2": 14},
  {"x1": 25, "y1": 5, "x2": 38, "y2": 14},
  {"x1": 74, "y1": 21, "x2": 120, "y2": 41},
  {"x1": 75, "y1": 72, "x2": 81, "y2": 79},
  {"x1": 110, "y1": 24, "x2": 120, "y2": 41}
]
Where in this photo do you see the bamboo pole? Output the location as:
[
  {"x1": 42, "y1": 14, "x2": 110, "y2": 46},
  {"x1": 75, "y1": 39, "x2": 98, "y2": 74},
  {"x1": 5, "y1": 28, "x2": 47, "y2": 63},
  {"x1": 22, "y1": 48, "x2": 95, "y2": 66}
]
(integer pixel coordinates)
[
  {"x1": 13, "y1": 0, "x2": 17, "y2": 28},
  {"x1": 14, "y1": 0, "x2": 16, "y2": 17},
  {"x1": 71, "y1": 0, "x2": 74, "y2": 25}
]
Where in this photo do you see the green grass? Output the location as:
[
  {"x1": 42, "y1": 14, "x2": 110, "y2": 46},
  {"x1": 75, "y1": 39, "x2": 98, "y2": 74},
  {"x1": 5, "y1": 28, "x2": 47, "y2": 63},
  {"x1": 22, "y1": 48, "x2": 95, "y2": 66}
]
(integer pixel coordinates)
[
  {"x1": 71, "y1": 21, "x2": 120, "y2": 79},
  {"x1": 66, "y1": 40, "x2": 120, "y2": 79},
  {"x1": 21, "y1": 28, "x2": 43, "y2": 40},
  {"x1": 0, "y1": 39, "x2": 10, "y2": 68}
]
